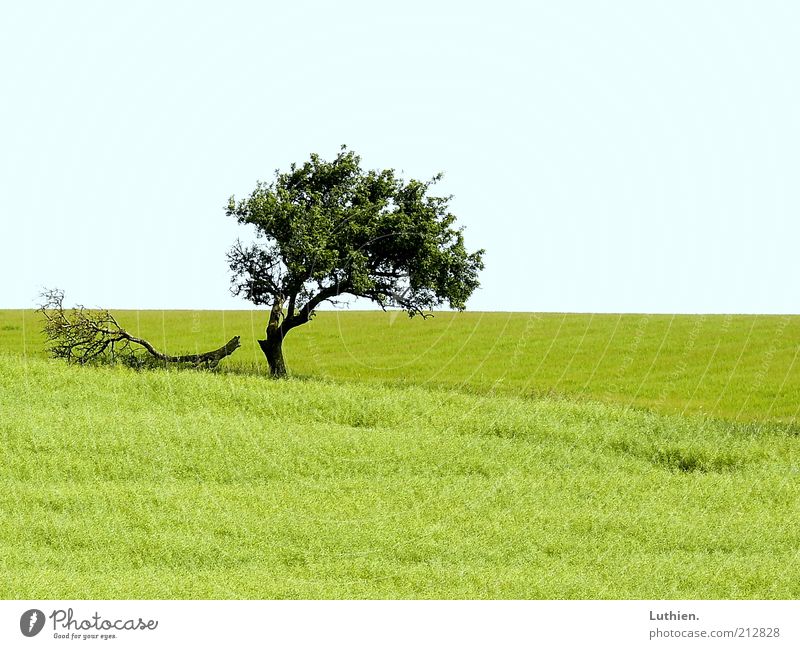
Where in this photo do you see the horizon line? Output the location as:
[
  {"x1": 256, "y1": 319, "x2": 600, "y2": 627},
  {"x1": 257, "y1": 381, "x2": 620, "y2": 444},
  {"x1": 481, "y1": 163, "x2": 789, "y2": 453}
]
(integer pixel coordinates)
[{"x1": 1, "y1": 307, "x2": 797, "y2": 317}]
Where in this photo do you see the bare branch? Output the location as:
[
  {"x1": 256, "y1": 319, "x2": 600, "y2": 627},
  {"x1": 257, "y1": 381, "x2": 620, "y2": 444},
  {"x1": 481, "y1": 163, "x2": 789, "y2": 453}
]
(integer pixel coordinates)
[
  {"x1": 37, "y1": 289, "x2": 241, "y2": 369},
  {"x1": 227, "y1": 240, "x2": 284, "y2": 305},
  {"x1": 284, "y1": 284, "x2": 345, "y2": 330}
]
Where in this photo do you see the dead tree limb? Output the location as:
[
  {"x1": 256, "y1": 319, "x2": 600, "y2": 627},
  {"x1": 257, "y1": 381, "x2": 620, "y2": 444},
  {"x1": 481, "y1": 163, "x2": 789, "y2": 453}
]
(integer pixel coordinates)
[{"x1": 37, "y1": 289, "x2": 241, "y2": 369}]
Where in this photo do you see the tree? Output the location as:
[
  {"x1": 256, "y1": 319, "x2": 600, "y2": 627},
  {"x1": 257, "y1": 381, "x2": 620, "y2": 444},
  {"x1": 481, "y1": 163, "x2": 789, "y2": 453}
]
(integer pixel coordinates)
[
  {"x1": 226, "y1": 146, "x2": 485, "y2": 377},
  {"x1": 38, "y1": 289, "x2": 241, "y2": 369}
]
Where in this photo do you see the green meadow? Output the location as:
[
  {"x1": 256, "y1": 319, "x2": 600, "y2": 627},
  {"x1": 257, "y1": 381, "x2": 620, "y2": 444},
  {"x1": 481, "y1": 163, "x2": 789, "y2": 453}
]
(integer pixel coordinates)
[
  {"x1": 1, "y1": 309, "x2": 799, "y2": 598},
  {"x1": 3, "y1": 309, "x2": 798, "y2": 421}
]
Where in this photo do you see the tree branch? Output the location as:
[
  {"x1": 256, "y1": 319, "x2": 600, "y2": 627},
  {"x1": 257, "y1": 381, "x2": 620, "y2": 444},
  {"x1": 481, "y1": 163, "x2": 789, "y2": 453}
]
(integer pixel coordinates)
[
  {"x1": 286, "y1": 291, "x2": 297, "y2": 321},
  {"x1": 283, "y1": 284, "x2": 344, "y2": 331},
  {"x1": 38, "y1": 289, "x2": 241, "y2": 368}
]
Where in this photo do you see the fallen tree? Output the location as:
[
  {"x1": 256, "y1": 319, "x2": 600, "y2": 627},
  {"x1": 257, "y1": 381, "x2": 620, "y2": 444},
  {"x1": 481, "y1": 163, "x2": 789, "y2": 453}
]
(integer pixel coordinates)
[{"x1": 37, "y1": 289, "x2": 240, "y2": 369}]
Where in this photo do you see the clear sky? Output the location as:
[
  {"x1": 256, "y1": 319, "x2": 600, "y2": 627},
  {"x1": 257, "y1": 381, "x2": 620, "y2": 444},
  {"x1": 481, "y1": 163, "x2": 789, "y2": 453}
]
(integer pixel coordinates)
[{"x1": 1, "y1": 1, "x2": 797, "y2": 313}]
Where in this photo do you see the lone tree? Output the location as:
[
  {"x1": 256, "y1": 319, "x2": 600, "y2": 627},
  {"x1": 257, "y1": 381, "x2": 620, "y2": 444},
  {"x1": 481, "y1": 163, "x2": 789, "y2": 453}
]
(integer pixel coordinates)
[{"x1": 226, "y1": 146, "x2": 485, "y2": 377}]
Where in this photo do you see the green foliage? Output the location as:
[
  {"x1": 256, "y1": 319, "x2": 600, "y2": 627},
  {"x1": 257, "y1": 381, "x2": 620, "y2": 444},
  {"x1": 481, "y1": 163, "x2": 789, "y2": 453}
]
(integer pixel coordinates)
[{"x1": 226, "y1": 146, "x2": 485, "y2": 319}]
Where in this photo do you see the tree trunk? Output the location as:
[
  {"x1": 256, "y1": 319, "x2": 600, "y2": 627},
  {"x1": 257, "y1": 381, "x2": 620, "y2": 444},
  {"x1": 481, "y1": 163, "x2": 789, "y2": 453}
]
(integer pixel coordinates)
[
  {"x1": 258, "y1": 297, "x2": 291, "y2": 377},
  {"x1": 258, "y1": 335, "x2": 287, "y2": 377}
]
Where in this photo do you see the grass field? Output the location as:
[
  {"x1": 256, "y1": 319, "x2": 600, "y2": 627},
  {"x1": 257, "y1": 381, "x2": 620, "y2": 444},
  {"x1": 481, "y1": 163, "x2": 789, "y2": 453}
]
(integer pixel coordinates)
[
  {"x1": 2, "y1": 309, "x2": 799, "y2": 422},
  {"x1": 1, "y1": 309, "x2": 799, "y2": 598}
]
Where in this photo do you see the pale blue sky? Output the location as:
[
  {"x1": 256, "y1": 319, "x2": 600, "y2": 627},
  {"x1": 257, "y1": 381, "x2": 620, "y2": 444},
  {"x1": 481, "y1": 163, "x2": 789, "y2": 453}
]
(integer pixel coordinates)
[{"x1": 1, "y1": 1, "x2": 797, "y2": 313}]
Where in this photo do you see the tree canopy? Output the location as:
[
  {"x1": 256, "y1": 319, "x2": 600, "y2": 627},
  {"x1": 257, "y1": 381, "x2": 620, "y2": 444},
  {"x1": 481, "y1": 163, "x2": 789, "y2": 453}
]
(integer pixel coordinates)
[{"x1": 227, "y1": 146, "x2": 485, "y2": 376}]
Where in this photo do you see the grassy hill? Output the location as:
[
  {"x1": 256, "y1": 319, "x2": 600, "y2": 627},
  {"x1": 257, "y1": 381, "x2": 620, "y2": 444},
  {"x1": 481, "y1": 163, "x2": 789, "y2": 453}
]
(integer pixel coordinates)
[
  {"x1": 1, "y1": 353, "x2": 799, "y2": 598},
  {"x1": 1, "y1": 309, "x2": 798, "y2": 598},
  {"x1": 2, "y1": 309, "x2": 798, "y2": 421}
]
